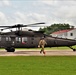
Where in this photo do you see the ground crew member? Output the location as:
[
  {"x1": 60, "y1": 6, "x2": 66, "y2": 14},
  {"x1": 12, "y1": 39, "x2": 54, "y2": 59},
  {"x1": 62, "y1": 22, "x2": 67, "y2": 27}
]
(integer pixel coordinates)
[{"x1": 38, "y1": 37, "x2": 47, "y2": 54}]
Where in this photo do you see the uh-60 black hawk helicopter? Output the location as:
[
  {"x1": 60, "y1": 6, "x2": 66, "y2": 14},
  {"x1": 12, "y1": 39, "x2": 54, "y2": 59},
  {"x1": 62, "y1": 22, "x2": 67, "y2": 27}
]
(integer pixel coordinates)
[{"x1": 0, "y1": 22, "x2": 76, "y2": 52}]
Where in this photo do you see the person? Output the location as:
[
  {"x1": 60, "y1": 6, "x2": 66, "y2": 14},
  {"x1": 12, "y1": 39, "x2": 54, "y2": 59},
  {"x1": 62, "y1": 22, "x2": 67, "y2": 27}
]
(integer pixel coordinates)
[{"x1": 38, "y1": 37, "x2": 47, "y2": 54}]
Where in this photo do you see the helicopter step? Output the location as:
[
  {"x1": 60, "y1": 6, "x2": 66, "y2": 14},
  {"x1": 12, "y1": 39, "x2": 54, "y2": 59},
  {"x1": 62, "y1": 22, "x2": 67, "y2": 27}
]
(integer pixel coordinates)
[
  {"x1": 5, "y1": 47, "x2": 15, "y2": 52},
  {"x1": 68, "y1": 46, "x2": 76, "y2": 51}
]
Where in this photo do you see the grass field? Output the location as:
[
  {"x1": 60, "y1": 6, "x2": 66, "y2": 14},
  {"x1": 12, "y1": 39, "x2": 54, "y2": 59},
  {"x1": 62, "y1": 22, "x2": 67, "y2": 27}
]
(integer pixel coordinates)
[
  {"x1": 15, "y1": 45, "x2": 76, "y2": 50},
  {"x1": 0, "y1": 56, "x2": 76, "y2": 75},
  {"x1": 14, "y1": 47, "x2": 72, "y2": 50},
  {"x1": 0, "y1": 45, "x2": 76, "y2": 51}
]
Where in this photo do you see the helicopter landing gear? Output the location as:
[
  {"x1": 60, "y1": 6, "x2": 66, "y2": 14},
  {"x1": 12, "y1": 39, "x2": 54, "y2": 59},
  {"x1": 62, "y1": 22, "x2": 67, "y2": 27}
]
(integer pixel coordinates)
[
  {"x1": 68, "y1": 46, "x2": 76, "y2": 51},
  {"x1": 5, "y1": 47, "x2": 15, "y2": 52}
]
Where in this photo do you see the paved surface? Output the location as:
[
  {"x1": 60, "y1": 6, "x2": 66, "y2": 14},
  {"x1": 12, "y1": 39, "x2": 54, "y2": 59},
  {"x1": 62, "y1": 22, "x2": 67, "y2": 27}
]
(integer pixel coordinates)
[{"x1": 0, "y1": 49, "x2": 76, "y2": 56}]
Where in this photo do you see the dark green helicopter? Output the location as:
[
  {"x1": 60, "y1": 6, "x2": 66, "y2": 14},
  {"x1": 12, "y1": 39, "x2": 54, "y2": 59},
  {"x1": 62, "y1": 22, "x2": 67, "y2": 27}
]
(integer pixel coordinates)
[{"x1": 0, "y1": 22, "x2": 76, "y2": 52}]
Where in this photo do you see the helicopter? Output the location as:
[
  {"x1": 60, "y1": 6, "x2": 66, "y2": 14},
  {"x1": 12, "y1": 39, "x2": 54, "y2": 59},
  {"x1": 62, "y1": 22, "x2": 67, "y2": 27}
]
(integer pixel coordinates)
[{"x1": 0, "y1": 22, "x2": 76, "y2": 52}]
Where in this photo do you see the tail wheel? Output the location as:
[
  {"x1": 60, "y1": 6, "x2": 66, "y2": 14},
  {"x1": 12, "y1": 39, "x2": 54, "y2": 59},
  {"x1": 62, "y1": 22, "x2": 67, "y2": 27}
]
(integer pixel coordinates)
[{"x1": 68, "y1": 46, "x2": 76, "y2": 51}]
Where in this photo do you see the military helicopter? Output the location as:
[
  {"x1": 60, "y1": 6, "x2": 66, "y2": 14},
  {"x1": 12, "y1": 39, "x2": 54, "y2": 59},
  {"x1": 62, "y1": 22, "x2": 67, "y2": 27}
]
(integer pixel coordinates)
[{"x1": 0, "y1": 22, "x2": 76, "y2": 52}]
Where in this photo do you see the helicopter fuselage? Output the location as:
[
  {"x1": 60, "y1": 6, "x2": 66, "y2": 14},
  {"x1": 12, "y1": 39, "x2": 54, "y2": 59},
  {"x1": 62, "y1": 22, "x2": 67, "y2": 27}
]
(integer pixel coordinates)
[{"x1": 0, "y1": 34, "x2": 76, "y2": 52}]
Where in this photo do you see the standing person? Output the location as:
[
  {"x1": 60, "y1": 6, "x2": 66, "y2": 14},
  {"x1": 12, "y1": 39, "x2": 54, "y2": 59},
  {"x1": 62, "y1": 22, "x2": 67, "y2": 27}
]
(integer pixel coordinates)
[{"x1": 38, "y1": 37, "x2": 47, "y2": 54}]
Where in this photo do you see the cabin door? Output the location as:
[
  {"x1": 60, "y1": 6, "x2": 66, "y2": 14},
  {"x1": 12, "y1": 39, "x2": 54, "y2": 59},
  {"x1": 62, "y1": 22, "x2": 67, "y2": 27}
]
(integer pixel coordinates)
[{"x1": 30, "y1": 37, "x2": 39, "y2": 47}]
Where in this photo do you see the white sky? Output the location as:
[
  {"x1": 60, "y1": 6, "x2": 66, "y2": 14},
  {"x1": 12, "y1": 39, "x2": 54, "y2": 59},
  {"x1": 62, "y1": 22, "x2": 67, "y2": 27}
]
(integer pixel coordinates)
[{"x1": 0, "y1": 0, "x2": 76, "y2": 30}]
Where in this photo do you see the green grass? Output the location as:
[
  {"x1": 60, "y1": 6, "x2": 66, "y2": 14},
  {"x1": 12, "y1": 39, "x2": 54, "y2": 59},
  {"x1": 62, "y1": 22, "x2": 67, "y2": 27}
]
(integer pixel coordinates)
[
  {"x1": 15, "y1": 47, "x2": 71, "y2": 50},
  {"x1": 15, "y1": 45, "x2": 76, "y2": 50},
  {"x1": 0, "y1": 45, "x2": 76, "y2": 51},
  {"x1": 15, "y1": 46, "x2": 75, "y2": 50},
  {"x1": 0, "y1": 56, "x2": 76, "y2": 75}
]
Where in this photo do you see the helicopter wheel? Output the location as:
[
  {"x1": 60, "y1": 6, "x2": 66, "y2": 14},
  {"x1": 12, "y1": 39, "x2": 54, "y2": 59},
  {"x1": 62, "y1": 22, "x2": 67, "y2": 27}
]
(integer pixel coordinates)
[
  {"x1": 68, "y1": 46, "x2": 76, "y2": 52},
  {"x1": 6, "y1": 47, "x2": 15, "y2": 52},
  {"x1": 73, "y1": 49, "x2": 76, "y2": 51}
]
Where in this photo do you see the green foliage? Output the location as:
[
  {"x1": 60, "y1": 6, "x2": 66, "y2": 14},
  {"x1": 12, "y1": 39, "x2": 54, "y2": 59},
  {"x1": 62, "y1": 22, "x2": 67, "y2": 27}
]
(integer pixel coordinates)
[
  {"x1": 0, "y1": 56, "x2": 76, "y2": 75},
  {"x1": 39, "y1": 23, "x2": 74, "y2": 34}
]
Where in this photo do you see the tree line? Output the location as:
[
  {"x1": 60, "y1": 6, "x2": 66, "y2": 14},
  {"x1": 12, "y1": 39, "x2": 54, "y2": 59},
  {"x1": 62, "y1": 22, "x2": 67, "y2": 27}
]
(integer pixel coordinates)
[{"x1": 39, "y1": 23, "x2": 74, "y2": 34}]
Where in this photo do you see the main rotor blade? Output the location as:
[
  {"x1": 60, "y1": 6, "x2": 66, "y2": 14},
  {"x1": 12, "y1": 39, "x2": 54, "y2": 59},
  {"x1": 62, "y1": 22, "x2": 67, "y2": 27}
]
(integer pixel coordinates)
[
  {"x1": 0, "y1": 22, "x2": 45, "y2": 27},
  {"x1": 0, "y1": 22, "x2": 45, "y2": 31},
  {"x1": 0, "y1": 26, "x2": 11, "y2": 27},
  {"x1": 22, "y1": 22, "x2": 45, "y2": 27}
]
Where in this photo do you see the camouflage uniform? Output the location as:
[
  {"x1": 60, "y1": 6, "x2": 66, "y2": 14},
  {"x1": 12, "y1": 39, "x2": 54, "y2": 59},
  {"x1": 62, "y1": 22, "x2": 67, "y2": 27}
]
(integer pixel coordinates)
[{"x1": 38, "y1": 38, "x2": 47, "y2": 54}]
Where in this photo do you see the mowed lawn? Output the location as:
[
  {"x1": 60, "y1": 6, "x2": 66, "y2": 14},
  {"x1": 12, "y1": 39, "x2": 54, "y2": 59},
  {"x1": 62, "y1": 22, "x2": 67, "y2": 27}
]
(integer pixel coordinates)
[
  {"x1": 15, "y1": 45, "x2": 76, "y2": 50},
  {"x1": 0, "y1": 56, "x2": 76, "y2": 75},
  {"x1": 0, "y1": 45, "x2": 76, "y2": 51}
]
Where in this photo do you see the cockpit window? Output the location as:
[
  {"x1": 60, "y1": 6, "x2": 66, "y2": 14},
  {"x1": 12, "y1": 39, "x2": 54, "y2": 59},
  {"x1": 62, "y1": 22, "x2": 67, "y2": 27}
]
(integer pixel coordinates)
[{"x1": 6, "y1": 37, "x2": 11, "y2": 41}]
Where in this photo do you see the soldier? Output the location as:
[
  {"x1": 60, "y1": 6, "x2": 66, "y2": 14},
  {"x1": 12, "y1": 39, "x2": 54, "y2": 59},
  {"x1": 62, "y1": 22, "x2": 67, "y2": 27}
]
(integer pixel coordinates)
[{"x1": 38, "y1": 37, "x2": 47, "y2": 54}]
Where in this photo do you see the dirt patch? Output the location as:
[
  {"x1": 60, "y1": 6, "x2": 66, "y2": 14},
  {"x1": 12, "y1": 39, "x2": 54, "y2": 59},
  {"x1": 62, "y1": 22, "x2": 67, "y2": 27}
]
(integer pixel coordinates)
[{"x1": 0, "y1": 49, "x2": 76, "y2": 56}]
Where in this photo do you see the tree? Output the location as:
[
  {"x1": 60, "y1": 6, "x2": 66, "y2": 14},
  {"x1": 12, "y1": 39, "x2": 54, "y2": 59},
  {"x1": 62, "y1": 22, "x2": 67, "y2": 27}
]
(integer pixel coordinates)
[{"x1": 39, "y1": 23, "x2": 74, "y2": 35}]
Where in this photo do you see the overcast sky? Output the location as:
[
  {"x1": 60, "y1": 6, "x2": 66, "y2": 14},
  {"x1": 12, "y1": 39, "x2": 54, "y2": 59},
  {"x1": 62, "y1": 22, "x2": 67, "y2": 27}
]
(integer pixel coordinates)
[{"x1": 0, "y1": 0, "x2": 76, "y2": 30}]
